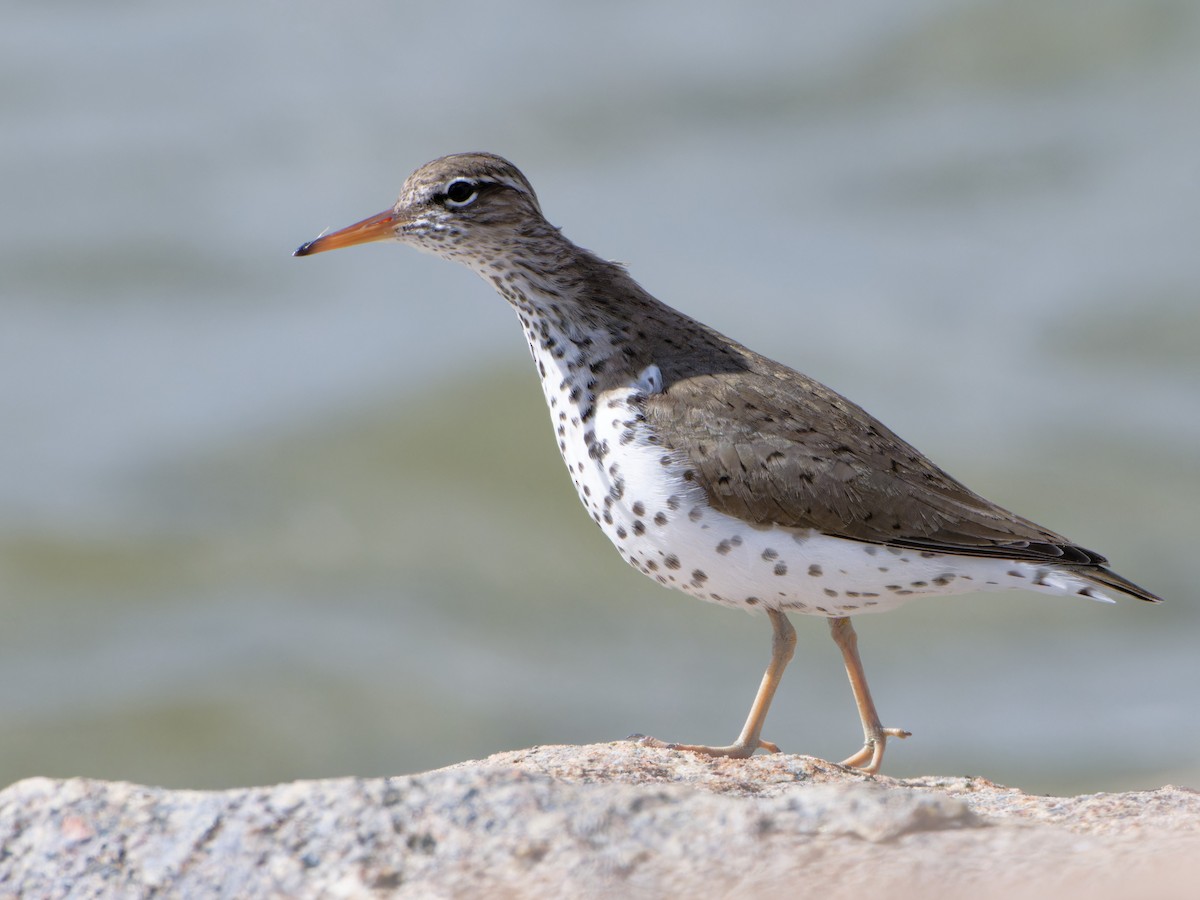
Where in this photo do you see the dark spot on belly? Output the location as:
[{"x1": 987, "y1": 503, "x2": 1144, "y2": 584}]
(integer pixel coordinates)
[{"x1": 808, "y1": 564, "x2": 822, "y2": 577}]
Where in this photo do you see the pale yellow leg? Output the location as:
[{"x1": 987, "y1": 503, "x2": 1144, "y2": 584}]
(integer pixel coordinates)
[
  {"x1": 828, "y1": 616, "x2": 910, "y2": 774},
  {"x1": 635, "y1": 609, "x2": 796, "y2": 758}
]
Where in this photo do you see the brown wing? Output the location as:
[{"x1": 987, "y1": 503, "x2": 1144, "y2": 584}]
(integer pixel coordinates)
[{"x1": 642, "y1": 366, "x2": 1105, "y2": 566}]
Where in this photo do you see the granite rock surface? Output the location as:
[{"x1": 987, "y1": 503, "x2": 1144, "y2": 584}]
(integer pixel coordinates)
[{"x1": 1, "y1": 743, "x2": 1196, "y2": 898}]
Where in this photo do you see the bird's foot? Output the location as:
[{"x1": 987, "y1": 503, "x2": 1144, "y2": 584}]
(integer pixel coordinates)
[
  {"x1": 838, "y1": 727, "x2": 911, "y2": 775},
  {"x1": 628, "y1": 733, "x2": 781, "y2": 758}
]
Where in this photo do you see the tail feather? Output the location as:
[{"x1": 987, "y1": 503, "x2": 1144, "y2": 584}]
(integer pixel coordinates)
[{"x1": 1078, "y1": 566, "x2": 1163, "y2": 604}]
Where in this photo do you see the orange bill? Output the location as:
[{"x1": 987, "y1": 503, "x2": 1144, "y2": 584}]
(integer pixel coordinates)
[{"x1": 294, "y1": 209, "x2": 397, "y2": 256}]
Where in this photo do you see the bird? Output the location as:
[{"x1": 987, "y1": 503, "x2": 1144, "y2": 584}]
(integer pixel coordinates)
[{"x1": 294, "y1": 152, "x2": 1161, "y2": 774}]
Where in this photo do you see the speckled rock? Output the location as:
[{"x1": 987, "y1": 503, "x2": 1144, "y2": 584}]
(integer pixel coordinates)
[{"x1": 1, "y1": 744, "x2": 1197, "y2": 899}]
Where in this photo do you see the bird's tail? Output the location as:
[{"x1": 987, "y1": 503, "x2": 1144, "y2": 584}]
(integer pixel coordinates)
[{"x1": 1079, "y1": 566, "x2": 1163, "y2": 604}]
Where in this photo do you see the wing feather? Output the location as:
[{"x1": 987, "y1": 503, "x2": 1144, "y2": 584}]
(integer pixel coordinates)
[{"x1": 643, "y1": 369, "x2": 1099, "y2": 564}]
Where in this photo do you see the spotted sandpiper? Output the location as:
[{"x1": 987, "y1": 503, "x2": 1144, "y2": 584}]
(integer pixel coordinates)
[{"x1": 295, "y1": 152, "x2": 1161, "y2": 773}]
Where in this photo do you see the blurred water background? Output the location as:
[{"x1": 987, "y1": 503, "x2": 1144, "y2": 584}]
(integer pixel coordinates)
[{"x1": 2, "y1": 0, "x2": 1197, "y2": 795}]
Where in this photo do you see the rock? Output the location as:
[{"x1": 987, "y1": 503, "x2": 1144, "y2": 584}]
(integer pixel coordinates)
[{"x1": 1, "y1": 743, "x2": 1197, "y2": 898}]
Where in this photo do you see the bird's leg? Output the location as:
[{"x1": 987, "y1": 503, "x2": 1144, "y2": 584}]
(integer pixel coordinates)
[
  {"x1": 635, "y1": 608, "x2": 796, "y2": 758},
  {"x1": 828, "y1": 616, "x2": 910, "y2": 774}
]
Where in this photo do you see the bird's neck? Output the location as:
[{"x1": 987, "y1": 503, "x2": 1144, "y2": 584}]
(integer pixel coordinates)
[{"x1": 465, "y1": 229, "x2": 753, "y2": 394}]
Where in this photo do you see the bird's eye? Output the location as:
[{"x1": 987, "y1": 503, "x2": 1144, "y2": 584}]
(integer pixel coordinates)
[{"x1": 444, "y1": 179, "x2": 478, "y2": 207}]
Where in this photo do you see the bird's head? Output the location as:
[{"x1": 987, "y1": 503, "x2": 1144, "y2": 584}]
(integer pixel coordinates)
[{"x1": 294, "y1": 152, "x2": 546, "y2": 264}]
